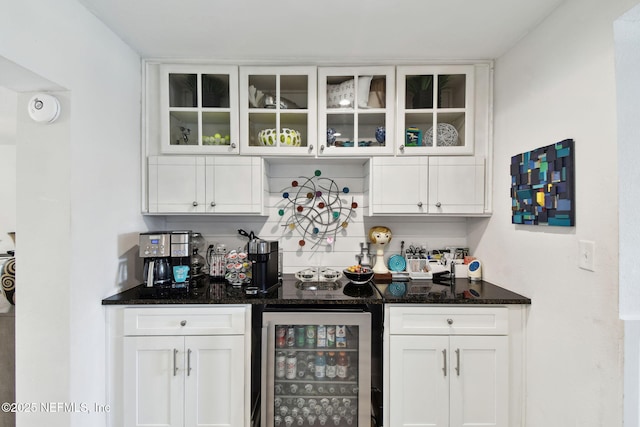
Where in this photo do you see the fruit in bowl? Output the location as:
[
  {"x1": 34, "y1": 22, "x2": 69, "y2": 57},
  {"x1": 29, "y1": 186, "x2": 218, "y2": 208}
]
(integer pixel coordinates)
[{"x1": 343, "y1": 265, "x2": 374, "y2": 284}]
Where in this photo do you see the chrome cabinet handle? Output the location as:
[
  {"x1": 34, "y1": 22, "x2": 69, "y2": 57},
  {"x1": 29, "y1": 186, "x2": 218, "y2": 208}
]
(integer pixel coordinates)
[
  {"x1": 308, "y1": 144, "x2": 314, "y2": 152},
  {"x1": 442, "y1": 349, "x2": 447, "y2": 376},
  {"x1": 447, "y1": 318, "x2": 453, "y2": 325},
  {"x1": 230, "y1": 143, "x2": 237, "y2": 149},
  {"x1": 210, "y1": 202, "x2": 216, "y2": 207},
  {"x1": 399, "y1": 145, "x2": 405, "y2": 152},
  {"x1": 320, "y1": 145, "x2": 325, "y2": 152},
  {"x1": 180, "y1": 320, "x2": 187, "y2": 327},
  {"x1": 187, "y1": 349, "x2": 192, "y2": 376},
  {"x1": 455, "y1": 348, "x2": 461, "y2": 376},
  {"x1": 436, "y1": 202, "x2": 442, "y2": 208},
  {"x1": 192, "y1": 201, "x2": 198, "y2": 207},
  {"x1": 417, "y1": 202, "x2": 423, "y2": 208},
  {"x1": 173, "y1": 348, "x2": 178, "y2": 376}
]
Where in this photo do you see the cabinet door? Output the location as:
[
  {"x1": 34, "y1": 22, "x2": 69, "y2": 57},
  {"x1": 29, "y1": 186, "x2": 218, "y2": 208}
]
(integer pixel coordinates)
[
  {"x1": 240, "y1": 66, "x2": 317, "y2": 156},
  {"x1": 389, "y1": 335, "x2": 450, "y2": 427},
  {"x1": 428, "y1": 156, "x2": 485, "y2": 214},
  {"x1": 124, "y1": 336, "x2": 185, "y2": 427},
  {"x1": 148, "y1": 156, "x2": 206, "y2": 213},
  {"x1": 449, "y1": 336, "x2": 509, "y2": 427},
  {"x1": 204, "y1": 156, "x2": 263, "y2": 214},
  {"x1": 370, "y1": 157, "x2": 428, "y2": 214},
  {"x1": 184, "y1": 335, "x2": 245, "y2": 427},
  {"x1": 318, "y1": 66, "x2": 395, "y2": 156},
  {"x1": 159, "y1": 64, "x2": 239, "y2": 154},
  {"x1": 397, "y1": 65, "x2": 475, "y2": 156}
]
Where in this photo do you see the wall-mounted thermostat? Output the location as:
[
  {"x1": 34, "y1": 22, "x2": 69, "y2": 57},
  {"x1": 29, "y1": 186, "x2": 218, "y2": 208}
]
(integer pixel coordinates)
[{"x1": 27, "y1": 93, "x2": 61, "y2": 124}]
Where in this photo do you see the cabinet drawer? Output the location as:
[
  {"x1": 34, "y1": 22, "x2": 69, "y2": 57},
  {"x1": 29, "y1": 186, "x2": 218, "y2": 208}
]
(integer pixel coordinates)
[
  {"x1": 124, "y1": 306, "x2": 246, "y2": 336},
  {"x1": 388, "y1": 306, "x2": 508, "y2": 335}
]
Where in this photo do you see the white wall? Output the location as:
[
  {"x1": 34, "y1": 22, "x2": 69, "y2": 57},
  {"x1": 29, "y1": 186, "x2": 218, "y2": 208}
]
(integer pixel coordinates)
[
  {"x1": 468, "y1": 0, "x2": 638, "y2": 425},
  {"x1": 0, "y1": 87, "x2": 17, "y2": 254},
  {"x1": 614, "y1": 4, "x2": 640, "y2": 426},
  {"x1": 0, "y1": 1, "x2": 148, "y2": 426}
]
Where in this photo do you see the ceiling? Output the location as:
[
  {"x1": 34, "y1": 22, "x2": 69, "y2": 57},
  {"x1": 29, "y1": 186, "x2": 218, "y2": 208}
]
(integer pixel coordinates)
[{"x1": 76, "y1": 0, "x2": 565, "y2": 62}]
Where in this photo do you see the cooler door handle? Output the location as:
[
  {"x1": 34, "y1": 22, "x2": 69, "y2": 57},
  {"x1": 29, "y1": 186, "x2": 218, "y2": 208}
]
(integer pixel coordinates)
[
  {"x1": 187, "y1": 349, "x2": 192, "y2": 376},
  {"x1": 455, "y1": 348, "x2": 460, "y2": 376}
]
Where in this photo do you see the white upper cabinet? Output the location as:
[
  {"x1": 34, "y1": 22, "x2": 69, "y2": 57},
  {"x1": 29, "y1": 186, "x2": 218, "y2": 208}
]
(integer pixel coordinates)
[
  {"x1": 239, "y1": 66, "x2": 317, "y2": 156},
  {"x1": 317, "y1": 66, "x2": 395, "y2": 156},
  {"x1": 397, "y1": 64, "x2": 484, "y2": 156},
  {"x1": 159, "y1": 64, "x2": 240, "y2": 154}
]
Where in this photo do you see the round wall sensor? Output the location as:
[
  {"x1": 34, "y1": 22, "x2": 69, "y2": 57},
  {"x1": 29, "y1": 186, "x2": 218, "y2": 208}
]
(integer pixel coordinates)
[
  {"x1": 468, "y1": 259, "x2": 482, "y2": 281},
  {"x1": 27, "y1": 93, "x2": 61, "y2": 123}
]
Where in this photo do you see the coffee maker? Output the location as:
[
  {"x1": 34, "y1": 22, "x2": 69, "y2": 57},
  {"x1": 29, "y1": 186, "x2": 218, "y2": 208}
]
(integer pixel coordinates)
[
  {"x1": 140, "y1": 232, "x2": 172, "y2": 294},
  {"x1": 248, "y1": 239, "x2": 279, "y2": 293},
  {"x1": 139, "y1": 231, "x2": 192, "y2": 296},
  {"x1": 168, "y1": 230, "x2": 192, "y2": 290}
]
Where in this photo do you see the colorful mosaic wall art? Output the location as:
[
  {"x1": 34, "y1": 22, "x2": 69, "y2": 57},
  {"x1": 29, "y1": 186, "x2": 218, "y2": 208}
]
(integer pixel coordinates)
[{"x1": 510, "y1": 139, "x2": 575, "y2": 226}]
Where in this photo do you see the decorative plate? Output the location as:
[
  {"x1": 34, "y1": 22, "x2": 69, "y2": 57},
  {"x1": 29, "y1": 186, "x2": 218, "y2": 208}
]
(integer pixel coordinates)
[
  {"x1": 387, "y1": 255, "x2": 407, "y2": 272},
  {"x1": 423, "y1": 123, "x2": 459, "y2": 147}
]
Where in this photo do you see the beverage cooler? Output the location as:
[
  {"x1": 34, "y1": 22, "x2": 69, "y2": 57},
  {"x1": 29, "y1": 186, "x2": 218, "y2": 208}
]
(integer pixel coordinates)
[{"x1": 261, "y1": 311, "x2": 373, "y2": 427}]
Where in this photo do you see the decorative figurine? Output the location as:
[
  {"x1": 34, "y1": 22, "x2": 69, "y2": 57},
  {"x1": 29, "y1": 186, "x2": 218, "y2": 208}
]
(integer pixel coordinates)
[{"x1": 368, "y1": 226, "x2": 392, "y2": 274}]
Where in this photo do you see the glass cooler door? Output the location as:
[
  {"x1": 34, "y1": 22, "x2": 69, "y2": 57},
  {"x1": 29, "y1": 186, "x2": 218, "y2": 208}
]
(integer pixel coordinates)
[{"x1": 262, "y1": 312, "x2": 372, "y2": 427}]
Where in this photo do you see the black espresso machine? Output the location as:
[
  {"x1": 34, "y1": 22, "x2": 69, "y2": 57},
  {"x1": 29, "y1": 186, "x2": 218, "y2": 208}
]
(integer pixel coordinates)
[
  {"x1": 139, "y1": 231, "x2": 194, "y2": 297},
  {"x1": 247, "y1": 238, "x2": 279, "y2": 294}
]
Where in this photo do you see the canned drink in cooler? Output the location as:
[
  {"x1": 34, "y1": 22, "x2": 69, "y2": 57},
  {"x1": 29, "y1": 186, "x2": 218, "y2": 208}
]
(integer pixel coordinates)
[
  {"x1": 286, "y1": 326, "x2": 295, "y2": 347},
  {"x1": 295, "y1": 325, "x2": 306, "y2": 347},
  {"x1": 286, "y1": 352, "x2": 298, "y2": 380},
  {"x1": 276, "y1": 326, "x2": 286, "y2": 348},
  {"x1": 336, "y1": 325, "x2": 347, "y2": 348},
  {"x1": 327, "y1": 326, "x2": 335, "y2": 348},
  {"x1": 305, "y1": 325, "x2": 316, "y2": 348},
  {"x1": 276, "y1": 352, "x2": 286, "y2": 378},
  {"x1": 316, "y1": 325, "x2": 327, "y2": 347}
]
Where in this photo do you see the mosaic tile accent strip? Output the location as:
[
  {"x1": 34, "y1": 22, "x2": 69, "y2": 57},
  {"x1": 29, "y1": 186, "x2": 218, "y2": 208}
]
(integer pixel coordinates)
[{"x1": 510, "y1": 139, "x2": 575, "y2": 226}]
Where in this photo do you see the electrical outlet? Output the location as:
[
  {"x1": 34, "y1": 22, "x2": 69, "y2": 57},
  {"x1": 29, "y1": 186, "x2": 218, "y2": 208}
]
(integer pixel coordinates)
[{"x1": 578, "y1": 240, "x2": 595, "y2": 272}]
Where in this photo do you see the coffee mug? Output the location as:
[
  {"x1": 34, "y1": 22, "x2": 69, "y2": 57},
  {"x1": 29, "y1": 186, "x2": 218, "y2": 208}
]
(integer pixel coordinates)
[{"x1": 172, "y1": 265, "x2": 190, "y2": 283}]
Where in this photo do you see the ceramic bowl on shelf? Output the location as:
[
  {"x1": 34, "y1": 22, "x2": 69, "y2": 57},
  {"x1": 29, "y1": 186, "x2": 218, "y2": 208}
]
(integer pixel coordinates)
[
  {"x1": 258, "y1": 128, "x2": 301, "y2": 147},
  {"x1": 343, "y1": 267, "x2": 374, "y2": 284}
]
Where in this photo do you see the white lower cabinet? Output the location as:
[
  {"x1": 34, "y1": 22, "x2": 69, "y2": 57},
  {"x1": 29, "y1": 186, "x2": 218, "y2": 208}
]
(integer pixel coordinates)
[
  {"x1": 389, "y1": 335, "x2": 508, "y2": 427},
  {"x1": 109, "y1": 306, "x2": 251, "y2": 427},
  {"x1": 147, "y1": 155, "x2": 263, "y2": 214},
  {"x1": 124, "y1": 335, "x2": 245, "y2": 427},
  {"x1": 385, "y1": 305, "x2": 524, "y2": 427}
]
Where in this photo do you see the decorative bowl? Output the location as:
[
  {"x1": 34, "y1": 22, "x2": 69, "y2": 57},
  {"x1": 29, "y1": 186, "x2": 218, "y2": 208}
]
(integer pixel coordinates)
[
  {"x1": 423, "y1": 123, "x2": 459, "y2": 147},
  {"x1": 258, "y1": 128, "x2": 301, "y2": 147},
  {"x1": 343, "y1": 267, "x2": 374, "y2": 284}
]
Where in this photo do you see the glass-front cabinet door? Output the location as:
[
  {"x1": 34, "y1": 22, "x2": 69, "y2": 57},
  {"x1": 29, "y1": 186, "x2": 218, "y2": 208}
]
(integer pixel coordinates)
[
  {"x1": 396, "y1": 65, "x2": 475, "y2": 155},
  {"x1": 318, "y1": 67, "x2": 395, "y2": 156},
  {"x1": 159, "y1": 64, "x2": 239, "y2": 154},
  {"x1": 240, "y1": 66, "x2": 317, "y2": 156}
]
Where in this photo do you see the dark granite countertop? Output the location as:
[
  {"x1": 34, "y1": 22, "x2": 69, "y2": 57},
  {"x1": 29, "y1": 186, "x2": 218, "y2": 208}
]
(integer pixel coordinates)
[{"x1": 102, "y1": 274, "x2": 531, "y2": 306}]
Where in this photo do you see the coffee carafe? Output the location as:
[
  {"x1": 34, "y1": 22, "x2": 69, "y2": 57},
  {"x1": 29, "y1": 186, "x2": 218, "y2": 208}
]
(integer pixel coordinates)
[{"x1": 139, "y1": 232, "x2": 172, "y2": 288}]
